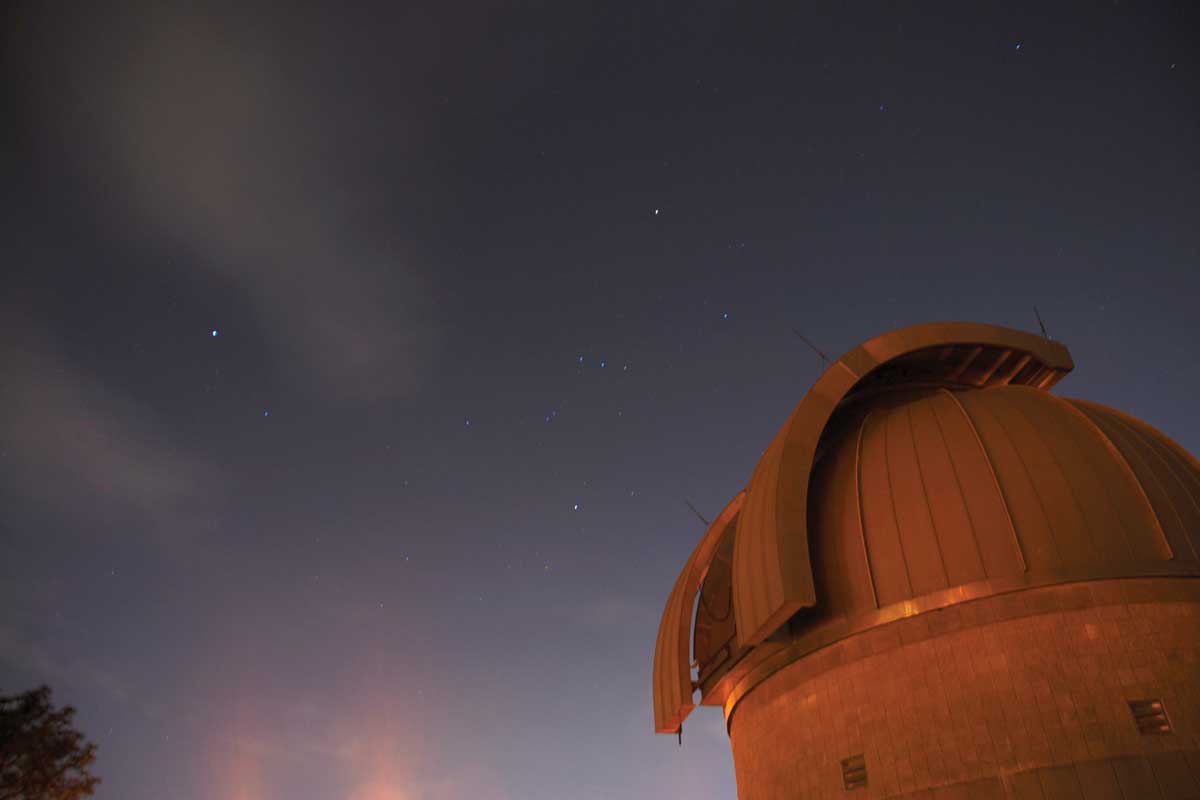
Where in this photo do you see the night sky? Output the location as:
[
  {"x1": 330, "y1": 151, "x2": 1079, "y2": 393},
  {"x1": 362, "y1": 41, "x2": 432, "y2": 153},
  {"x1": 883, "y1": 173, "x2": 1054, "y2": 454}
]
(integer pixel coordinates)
[{"x1": 2, "y1": 2, "x2": 1199, "y2": 798}]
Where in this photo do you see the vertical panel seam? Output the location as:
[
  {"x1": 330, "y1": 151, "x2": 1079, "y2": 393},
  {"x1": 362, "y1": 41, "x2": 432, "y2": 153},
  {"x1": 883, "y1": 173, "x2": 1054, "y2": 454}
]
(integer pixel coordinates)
[
  {"x1": 1146, "y1": 427, "x2": 1200, "y2": 528},
  {"x1": 882, "y1": 407, "x2": 916, "y2": 597},
  {"x1": 1101, "y1": 408, "x2": 1198, "y2": 562},
  {"x1": 1004, "y1": 389, "x2": 1103, "y2": 564},
  {"x1": 1108, "y1": 759, "x2": 1129, "y2": 800},
  {"x1": 928, "y1": 392, "x2": 989, "y2": 576},
  {"x1": 855, "y1": 410, "x2": 880, "y2": 608},
  {"x1": 974, "y1": 389, "x2": 1066, "y2": 566},
  {"x1": 940, "y1": 388, "x2": 1028, "y2": 572},
  {"x1": 1053, "y1": 396, "x2": 1172, "y2": 561},
  {"x1": 907, "y1": 403, "x2": 951, "y2": 587}
]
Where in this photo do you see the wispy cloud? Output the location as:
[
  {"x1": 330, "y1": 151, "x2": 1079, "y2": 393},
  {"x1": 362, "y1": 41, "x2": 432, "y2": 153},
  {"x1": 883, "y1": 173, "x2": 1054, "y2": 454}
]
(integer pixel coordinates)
[
  {"x1": 18, "y1": 3, "x2": 439, "y2": 402},
  {"x1": 0, "y1": 311, "x2": 220, "y2": 532}
]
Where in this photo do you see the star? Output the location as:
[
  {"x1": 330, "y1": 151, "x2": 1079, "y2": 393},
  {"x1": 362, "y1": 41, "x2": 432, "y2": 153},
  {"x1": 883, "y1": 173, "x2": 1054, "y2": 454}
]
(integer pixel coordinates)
[
  {"x1": 263, "y1": 410, "x2": 269, "y2": 417},
  {"x1": 654, "y1": 208, "x2": 659, "y2": 215},
  {"x1": 723, "y1": 311, "x2": 729, "y2": 320},
  {"x1": 573, "y1": 503, "x2": 580, "y2": 511},
  {"x1": 211, "y1": 329, "x2": 219, "y2": 337}
]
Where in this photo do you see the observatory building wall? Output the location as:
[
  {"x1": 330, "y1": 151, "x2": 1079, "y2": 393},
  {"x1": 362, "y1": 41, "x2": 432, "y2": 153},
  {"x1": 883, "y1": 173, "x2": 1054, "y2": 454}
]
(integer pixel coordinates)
[{"x1": 727, "y1": 578, "x2": 1200, "y2": 799}]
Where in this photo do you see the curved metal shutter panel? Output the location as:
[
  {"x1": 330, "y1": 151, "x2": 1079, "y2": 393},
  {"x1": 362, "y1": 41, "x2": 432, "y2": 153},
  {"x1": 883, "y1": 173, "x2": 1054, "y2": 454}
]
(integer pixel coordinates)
[
  {"x1": 651, "y1": 494, "x2": 746, "y2": 733},
  {"x1": 652, "y1": 554, "x2": 695, "y2": 733},
  {"x1": 733, "y1": 422, "x2": 787, "y2": 644}
]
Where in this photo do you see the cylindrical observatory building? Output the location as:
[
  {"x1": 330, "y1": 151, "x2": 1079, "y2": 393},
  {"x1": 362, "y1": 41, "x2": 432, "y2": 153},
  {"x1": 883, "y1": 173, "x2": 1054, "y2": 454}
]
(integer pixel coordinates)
[{"x1": 652, "y1": 322, "x2": 1200, "y2": 798}]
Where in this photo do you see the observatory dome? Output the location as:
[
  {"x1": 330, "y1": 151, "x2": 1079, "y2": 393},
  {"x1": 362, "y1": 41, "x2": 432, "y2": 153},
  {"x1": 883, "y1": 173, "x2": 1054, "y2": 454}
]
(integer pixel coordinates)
[{"x1": 653, "y1": 322, "x2": 1200, "y2": 736}]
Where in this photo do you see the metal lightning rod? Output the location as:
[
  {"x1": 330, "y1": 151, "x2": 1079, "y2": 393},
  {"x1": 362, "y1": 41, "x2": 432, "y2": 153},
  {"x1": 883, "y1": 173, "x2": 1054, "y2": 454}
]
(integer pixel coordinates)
[
  {"x1": 1033, "y1": 306, "x2": 1051, "y2": 340},
  {"x1": 683, "y1": 497, "x2": 710, "y2": 528},
  {"x1": 792, "y1": 329, "x2": 832, "y2": 368}
]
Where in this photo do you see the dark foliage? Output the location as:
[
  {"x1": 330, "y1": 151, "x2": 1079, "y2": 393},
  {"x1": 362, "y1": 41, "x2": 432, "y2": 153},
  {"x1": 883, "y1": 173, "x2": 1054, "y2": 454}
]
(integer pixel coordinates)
[{"x1": 0, "y1": 687, "x2": 98, "y2": 800}]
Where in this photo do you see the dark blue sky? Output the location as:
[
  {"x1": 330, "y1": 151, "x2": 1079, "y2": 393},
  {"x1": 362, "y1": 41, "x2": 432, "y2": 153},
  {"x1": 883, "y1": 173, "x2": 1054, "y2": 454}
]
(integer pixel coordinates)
[{"x1": 2, "y1": 2, "x2": 1197, "y2": 798}]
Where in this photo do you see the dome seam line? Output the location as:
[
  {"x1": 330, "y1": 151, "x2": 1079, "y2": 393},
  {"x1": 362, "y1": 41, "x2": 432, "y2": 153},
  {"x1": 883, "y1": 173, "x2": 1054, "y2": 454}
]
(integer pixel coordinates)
[
  {"x1": 1053, "y1": 396, "x2": 1171, "y2": 562},
  {"x1": 939, "y1": 389, "x2": 1028, "y2": 573},
  {"x1": 854, "y1": 409, "x2": 879, "y2": 609}
]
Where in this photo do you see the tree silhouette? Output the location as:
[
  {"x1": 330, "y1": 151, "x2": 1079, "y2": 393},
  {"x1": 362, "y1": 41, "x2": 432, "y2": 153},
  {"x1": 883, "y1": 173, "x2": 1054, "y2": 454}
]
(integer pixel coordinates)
[{"x1": 0, "y1": 687, "x2": 99, "y2": 800}]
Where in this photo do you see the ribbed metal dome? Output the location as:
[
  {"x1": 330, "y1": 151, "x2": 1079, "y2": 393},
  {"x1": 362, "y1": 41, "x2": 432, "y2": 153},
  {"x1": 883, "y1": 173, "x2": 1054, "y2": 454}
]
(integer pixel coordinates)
[
  {"x1": 652, "y1": 322, "x2": 1200, "y2": 736},
  {"x1": 804, "y1": 384, "x2": 1199, "y2": 626}
]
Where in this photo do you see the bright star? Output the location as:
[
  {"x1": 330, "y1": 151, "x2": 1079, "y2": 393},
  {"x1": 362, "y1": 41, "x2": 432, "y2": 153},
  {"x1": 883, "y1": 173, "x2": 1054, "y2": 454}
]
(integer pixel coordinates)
[
  {"x1": 573, "y1": 503, "x2": 580, "y2": 511},
  {"x1": 654, "y1": 209, "x2": 659, "y2": 215},
  {"x1": 211, "y1": 329, "x2": 218, "y2": 337}
]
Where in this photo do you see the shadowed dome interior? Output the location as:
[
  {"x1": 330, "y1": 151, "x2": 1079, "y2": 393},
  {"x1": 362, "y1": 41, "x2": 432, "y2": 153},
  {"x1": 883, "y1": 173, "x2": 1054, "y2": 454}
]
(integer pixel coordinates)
[{"x1": 652, "y1": 321, "x2": 1200, "y2": 735}]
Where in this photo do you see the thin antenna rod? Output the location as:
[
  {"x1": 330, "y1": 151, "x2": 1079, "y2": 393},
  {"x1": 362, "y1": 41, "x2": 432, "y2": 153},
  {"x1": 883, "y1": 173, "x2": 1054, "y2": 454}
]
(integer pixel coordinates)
[
  {"x1": 684, "y1": 497, "x2": 710, "y2": 528},
  {"x1": 677, "y1": 726, "x2": 683, "y2": 746},
  {"x1": 792, "y1": 329, "x2": 832, "y2": 367},
  {"x1": 1033, "y1": 306, "x2": 1050, "y2": 339}
]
